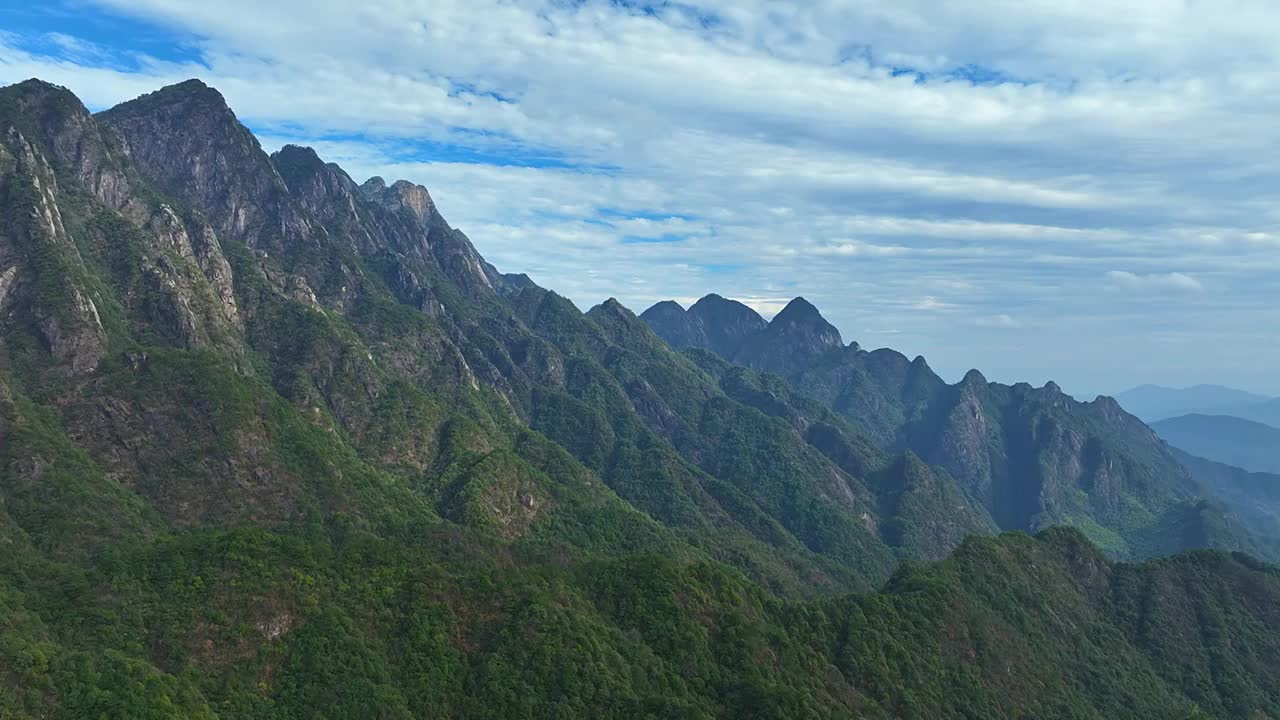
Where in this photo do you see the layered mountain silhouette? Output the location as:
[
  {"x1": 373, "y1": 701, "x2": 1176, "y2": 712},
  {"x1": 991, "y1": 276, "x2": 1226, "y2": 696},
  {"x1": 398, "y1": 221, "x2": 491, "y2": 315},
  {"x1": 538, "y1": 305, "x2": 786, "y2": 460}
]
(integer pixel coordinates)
[
  {"x1": 1173, "y1": 448, "x2": 1280, "y2": 543},
  {"x1": 2, "y1": 78, "x2": 1280, "y2": 717},
  {"x1": 1114, "y1": 383, "x2": 1273, "y2": 422},
  {"x1": 1229, "y1": 397, "x2": 1280, "y2": 429},
  {"x1": 643, "y1": 295, "x2": 1280, "y2": 559},
  {"x1": 1153, "y1": 414, "x2": 1280, "y2": 474}
]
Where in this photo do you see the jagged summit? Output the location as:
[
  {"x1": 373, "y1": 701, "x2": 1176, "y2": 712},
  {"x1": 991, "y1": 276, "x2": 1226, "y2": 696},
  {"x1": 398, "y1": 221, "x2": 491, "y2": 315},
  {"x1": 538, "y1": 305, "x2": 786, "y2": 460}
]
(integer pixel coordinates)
[
  {"x1": 769, "y1": 296, "x2": 842, "y2": 343},
  {"x1": 642, "y1": 293, "x2": 842, "y2": 376},
  {"x1": 100, "y1": 78, "x2": 235, "y2": 122},
  {"x1": 688, "y1": 292, "x2": 761, "y2": 320},
  {"x1": 771, "y1": 296, "x2": 822, "y2": 324},
  {"x1": 596, "y1": 296, "x2": 629, "y2": 314},
  {"x1": 0, "y1": 78, "x2": 85, "y2": 111},
  {"x1": 271, "y1": 143, "x2": 329, "y2": 190},
  {"x1": 0, "y1": 78, "x2": 98, "y2": 148},
  {"x1": 638, "y1": 292, "x2": 768, "y2": 359},
  {"x1": 645, "y1": 299, "x2": 685, "y2": 313},
  {"x1": 734, "y1": 296, "x2": 842, "y2": 374},
  {"x1": 364, "y1": 177, "x2": 437, "y2": 225},
  {"x1": 163, "y1": 77, "x2": 219, "y2": 93},
  {"x1": 6, "y1": 77, "x2": 69, "y2": 92}
]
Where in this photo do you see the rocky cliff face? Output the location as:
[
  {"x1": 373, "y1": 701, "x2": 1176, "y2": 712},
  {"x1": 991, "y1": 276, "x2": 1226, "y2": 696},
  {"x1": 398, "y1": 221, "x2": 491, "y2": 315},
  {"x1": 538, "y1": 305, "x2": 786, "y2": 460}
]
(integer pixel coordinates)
[
  {"x1": 0, "y1": 122, "x2": 109, "y2": 374},
  {"x1": 98, "y1": 80, "x2": 308, "y2": 252}
]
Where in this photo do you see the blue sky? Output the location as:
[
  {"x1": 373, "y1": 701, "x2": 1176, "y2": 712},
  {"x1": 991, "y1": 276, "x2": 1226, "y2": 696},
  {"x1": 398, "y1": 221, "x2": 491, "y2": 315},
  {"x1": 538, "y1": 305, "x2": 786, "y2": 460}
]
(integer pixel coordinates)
[{"x1": 3, "y1": 0, "x2": 1280, "y2": 397}]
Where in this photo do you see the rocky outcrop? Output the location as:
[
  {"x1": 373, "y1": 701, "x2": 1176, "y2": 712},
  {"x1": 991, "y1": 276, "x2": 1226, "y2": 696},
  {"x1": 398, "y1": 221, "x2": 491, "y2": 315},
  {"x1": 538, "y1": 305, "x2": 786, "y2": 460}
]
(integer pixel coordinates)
[
  {"x1": 0, "y1": 126, "x2": 107, "y2": 374},
  {"x1": 98, "y1": 80, "x2": 313, "y2": 254},
  {"x1": 358, "y1": 173, "x2": 498, "y2": 295}
]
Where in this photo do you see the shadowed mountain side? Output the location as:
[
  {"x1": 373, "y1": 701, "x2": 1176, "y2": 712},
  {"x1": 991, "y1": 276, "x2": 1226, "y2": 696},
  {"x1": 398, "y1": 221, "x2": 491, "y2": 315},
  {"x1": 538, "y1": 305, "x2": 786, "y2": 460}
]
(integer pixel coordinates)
[{"x1": 644, "y1": 294, "x2": 1263, "y2": 561}]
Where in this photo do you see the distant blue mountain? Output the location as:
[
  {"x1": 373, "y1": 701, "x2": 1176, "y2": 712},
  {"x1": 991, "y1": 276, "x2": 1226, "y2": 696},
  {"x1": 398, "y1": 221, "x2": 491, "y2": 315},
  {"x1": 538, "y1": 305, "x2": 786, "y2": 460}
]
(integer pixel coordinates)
[
  {"x1": 1172, "y1": 448, "x2": 1280, "y2": 541},
  {"x1": 1114, "y1": 384, "x2": 1273, "y2": 422},
  {"x1": 1230, "y1": 398, "x2": 1280, "y2": 429},
  {"x1": 1153, "y1": 414, "x2": 1280, "y2": 474}
]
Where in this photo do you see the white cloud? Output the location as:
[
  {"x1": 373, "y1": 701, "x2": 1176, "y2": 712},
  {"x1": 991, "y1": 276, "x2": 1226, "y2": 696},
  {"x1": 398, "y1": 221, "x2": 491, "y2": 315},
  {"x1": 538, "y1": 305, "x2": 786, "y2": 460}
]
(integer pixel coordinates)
[
  {"x1": 1105, "y1": 271, "x2": 1205, "y2": 294},
  {"x1": 4, "y1": 0, "x2": 1280, "y2": 392},
  {"x1": 912, "y1": 297, "x2": 958, "y2": 311},
  {"x1": 811, "y1": 241, "x2": 911, "y2": 257},
  {"x1": 736, "y1": 297, "x2": 795, "y2": 319},
  {"x1": 975, "y1": 314, "x2": 1023, "y2": 329}
]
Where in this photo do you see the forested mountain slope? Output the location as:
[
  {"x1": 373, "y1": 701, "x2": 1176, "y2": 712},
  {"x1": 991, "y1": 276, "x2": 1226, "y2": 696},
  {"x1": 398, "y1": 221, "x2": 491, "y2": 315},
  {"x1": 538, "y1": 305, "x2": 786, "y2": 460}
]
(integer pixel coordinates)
[{"x1": 1, "y1": 77, "x2": 1278, "y2": 718}]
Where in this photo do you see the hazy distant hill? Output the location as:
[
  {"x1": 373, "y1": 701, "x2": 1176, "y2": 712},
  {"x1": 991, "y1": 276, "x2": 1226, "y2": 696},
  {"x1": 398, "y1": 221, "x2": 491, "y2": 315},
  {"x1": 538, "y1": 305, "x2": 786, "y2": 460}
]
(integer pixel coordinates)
[
  {"x1": 1114, "y1": 384, "x2": 1273, "y2": 422},
  {"x1": 1229, "y1": 397, "x2": 1280, "y2": 429},
  {"x1": 1153, "y1": 415, "x2": 1280, "y2": 474},
  {"x1": 1173, "y1": 448, "x2": 1280, "y2": 542}
]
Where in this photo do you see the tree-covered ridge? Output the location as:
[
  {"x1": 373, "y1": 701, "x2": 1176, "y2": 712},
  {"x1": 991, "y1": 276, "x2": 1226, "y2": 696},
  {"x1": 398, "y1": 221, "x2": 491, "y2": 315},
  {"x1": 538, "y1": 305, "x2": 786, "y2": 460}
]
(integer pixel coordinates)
[
  {"x1": 642, "y1": 295, "x2": 1280, "y2": 562},
  {"x1": 3, "y1": 520, "x2": 1278, "y2": 719},
  {"x1": 1, "y1": 76, "x2": 1278, "y2": 718}
]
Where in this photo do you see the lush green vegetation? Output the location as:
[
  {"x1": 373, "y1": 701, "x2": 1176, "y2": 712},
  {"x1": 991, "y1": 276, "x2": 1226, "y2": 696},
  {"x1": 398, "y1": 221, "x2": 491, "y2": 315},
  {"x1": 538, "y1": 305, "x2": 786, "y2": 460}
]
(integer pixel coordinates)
[{"x1": 2, "y1": 519, "x2": 1278, "y2": 718}]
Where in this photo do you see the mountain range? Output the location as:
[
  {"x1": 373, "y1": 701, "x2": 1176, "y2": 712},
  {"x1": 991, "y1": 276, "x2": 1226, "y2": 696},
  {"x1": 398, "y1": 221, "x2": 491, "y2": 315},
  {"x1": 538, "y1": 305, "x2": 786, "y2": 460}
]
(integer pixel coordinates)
[
  {"x1": 1113, "y1": 384, "x2": 1274, "y2": 422},
  {"x1": 1152, "y1": 415, "x2": 1280, "y2": 475},
  {"x1": 642, "y1": 295, "x2": 1279, "y2": 560},
  {"x1": 1226, "y1": 398, "x2": 1280, "y2": 429},
  {"x1": 2, "y1": 78, "x2": 1279, "y2": 718},
  {"x1": 1115, "y1": 383, "x2": 1280, "y2": 429}
]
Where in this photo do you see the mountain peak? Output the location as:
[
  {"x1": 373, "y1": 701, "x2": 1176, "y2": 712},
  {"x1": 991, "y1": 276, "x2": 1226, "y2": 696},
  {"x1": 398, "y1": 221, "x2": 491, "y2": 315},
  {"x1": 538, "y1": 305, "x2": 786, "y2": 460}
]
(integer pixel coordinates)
[
  {"x1": 724, "y1": 296, "x2": 841, "y2": 375},
  {"x1": 271, "y1": 144, "x2": 327, "y2": 190},
  {"x1": 588, "y1": 297, "x2": 641, "y2": 328},
  {"x1": 641, "y1": 299, "x2": 685, "y2": 316},
  {"x1": 104, "y1": 79, "x2": 234, "y2": 121},
  {"x1": 772, "y1": 296, "x2": 823, "y2": 324},
  {"x1": 768, "y1": 297, "x2": 842, "y2": 346},
  {"x1": 0, "y1": 78, "x2": 96, "y2": 159},
  {"x1": 688, "y1": 293, "x2": 764, "y2": 324},
  {"x1": 165, "y1": 77, "x2": 218, "y2": 94},
  {"x1": 97, "y1": 78, "x2": 297, "y2": 251},
  {"x1": 0, "y1": 78, "x2": 95, "y2": 139},
  {"x1": 365, "y1": 178, "x2": 436, "y2": 225},
  {"x1": 1, "y1": 78, "x2": 85, "y2": 108}
]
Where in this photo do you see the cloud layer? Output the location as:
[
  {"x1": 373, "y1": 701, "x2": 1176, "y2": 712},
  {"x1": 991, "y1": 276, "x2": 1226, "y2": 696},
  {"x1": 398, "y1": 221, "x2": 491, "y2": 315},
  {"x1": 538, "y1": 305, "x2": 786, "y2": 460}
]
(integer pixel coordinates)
[{"x1": 3, "y1": 1, "x2": 1278, "y2": 395}]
